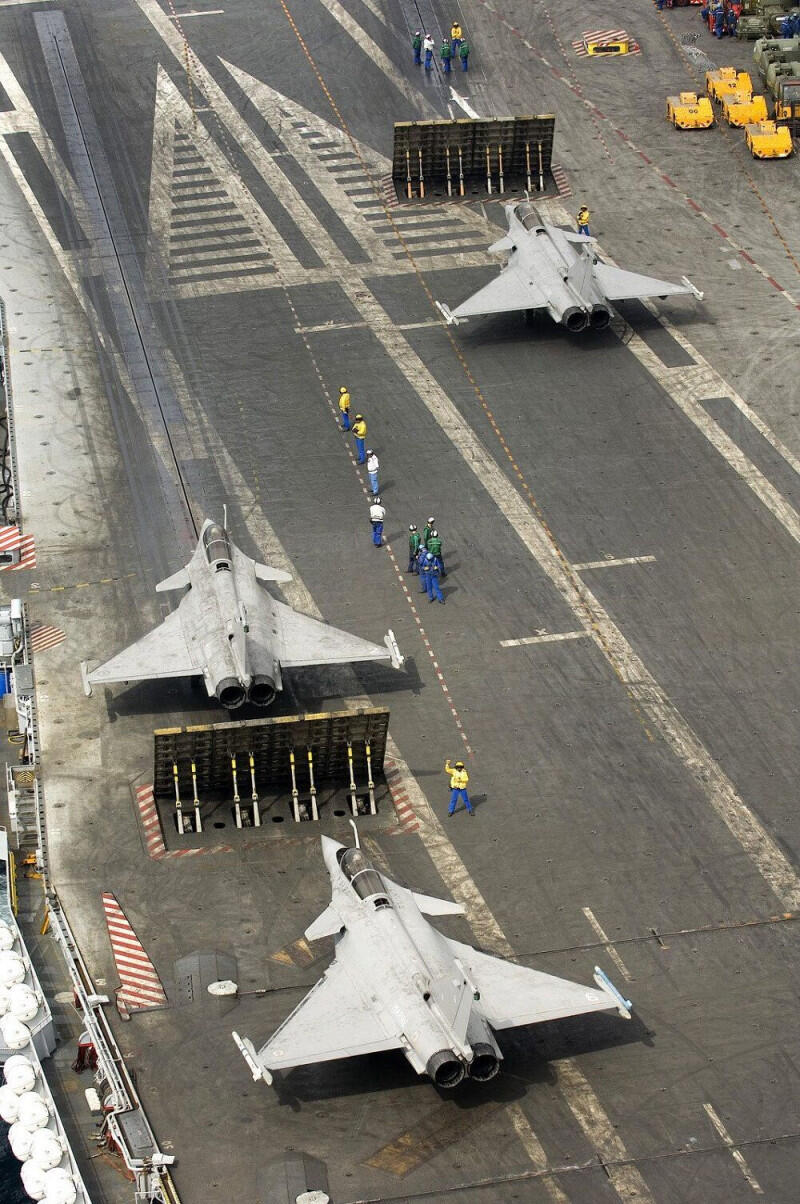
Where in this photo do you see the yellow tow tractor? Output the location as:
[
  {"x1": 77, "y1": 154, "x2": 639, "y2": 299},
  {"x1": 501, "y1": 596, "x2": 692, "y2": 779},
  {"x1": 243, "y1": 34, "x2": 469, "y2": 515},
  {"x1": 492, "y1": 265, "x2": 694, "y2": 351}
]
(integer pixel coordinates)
[
  {"x1": 721, "y1": 91, "x2": 769, "y2": 125},
  {"x1": 706, "y1": 68, "x2": 754, "y2": 102},
  {"x1": 745, "y1": 119, "x2": 794, "y2": 156},
  {"x1": 666, "y1": 91, "x2": 715, "y2": 129}
]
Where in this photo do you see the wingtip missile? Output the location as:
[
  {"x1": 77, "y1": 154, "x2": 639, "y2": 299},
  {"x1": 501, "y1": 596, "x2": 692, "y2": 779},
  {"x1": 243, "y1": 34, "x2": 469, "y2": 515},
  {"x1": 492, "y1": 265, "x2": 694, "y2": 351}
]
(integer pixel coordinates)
[
  {"x1": 435, "y1": 300, "x2": 461, "y2": 326},
  {"x1": 384, "y1": 628, "x2": 405, "y2": 669},
  {"x1": 680, "y1": 275, "x2": 704, "y2": 301},
  {"x1": 232, "y1": 1030, "x2": 272, "y2": 1084},
  {"x1": 593, "y1": 966, "x2": 632, "y2": 1019}
]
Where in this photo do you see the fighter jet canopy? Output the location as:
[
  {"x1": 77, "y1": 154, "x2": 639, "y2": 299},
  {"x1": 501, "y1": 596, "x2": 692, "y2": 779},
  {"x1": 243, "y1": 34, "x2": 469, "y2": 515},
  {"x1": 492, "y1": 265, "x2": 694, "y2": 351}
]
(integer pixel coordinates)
[
  {"x1": 203, "y1": 523, "x2": 232, "y2": 566},
  {"x1": 339, "y1": 846, "x2": 387, "y2": 900}
]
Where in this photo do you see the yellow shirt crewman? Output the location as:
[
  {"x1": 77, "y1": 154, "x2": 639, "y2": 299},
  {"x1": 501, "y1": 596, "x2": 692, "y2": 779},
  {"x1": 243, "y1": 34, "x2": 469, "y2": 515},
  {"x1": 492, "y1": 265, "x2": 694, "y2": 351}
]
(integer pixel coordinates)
[
  {"x1": 338, "y1": 386, "x2": 351, "y2": 430},
  {"x1": 576, "y1": 205, "x2": 591, "y2": 235},
  {"x1": 351, "y1": 413, "x2": 367, "y2": 463},
  {"x1": 445, "y1": 758, "x2": 473, "y2": 815},
  {"x1": 450, "y1": 21, "x2": 463, "y2": 56}
]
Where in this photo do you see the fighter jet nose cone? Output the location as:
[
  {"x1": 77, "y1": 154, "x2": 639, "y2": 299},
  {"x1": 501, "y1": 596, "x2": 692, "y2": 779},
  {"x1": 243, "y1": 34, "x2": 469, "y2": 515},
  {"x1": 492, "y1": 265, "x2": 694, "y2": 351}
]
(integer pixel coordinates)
[{"x1": 320, "y1": 836, "x2": 345, "y2": 861}]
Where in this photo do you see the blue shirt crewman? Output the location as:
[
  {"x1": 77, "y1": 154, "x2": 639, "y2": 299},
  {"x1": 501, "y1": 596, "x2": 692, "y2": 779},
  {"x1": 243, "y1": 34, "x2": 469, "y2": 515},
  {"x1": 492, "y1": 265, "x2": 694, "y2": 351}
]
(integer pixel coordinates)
[
  {"x1": 419, "y1": 550, "x2": 430, "y2": 592},
  {"x1": 426, "y1": 554, "x2": 444, "y2": 604}
]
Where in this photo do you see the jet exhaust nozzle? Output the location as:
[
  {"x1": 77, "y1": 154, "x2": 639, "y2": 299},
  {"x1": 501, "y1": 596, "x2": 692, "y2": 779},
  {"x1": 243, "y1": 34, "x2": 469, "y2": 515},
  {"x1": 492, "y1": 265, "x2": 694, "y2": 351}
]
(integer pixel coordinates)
[
  {"x1": 426, "y1": 1050, "x2": 466, "y2": 1089},
  {"x1": 468, "y1": 1043, "x2": 500, "y2": 1081},
  {"x1": 562, "y1": 308, "x2": 589, "y2": 333},
  {"x1": 216, "y1": 677, "x2": 247, "y2": 710},
  {"x1": 248, "y1": 675, "x2": 276, "y2": 708},
  {"x1": 590, "y1": 305, "x2": 611, "y2": 330}
]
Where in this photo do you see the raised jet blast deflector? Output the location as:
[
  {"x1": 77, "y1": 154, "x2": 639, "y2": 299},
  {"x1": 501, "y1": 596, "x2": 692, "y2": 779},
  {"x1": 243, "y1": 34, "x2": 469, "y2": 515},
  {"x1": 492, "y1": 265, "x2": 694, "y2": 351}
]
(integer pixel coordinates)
[
  {"x1": 234, "y1": 838, "x2": 631, "y2": 1089},
  {"x1": 86, "y1": 518, "x2": 404, "y2": 707},
  {"x1": 438, "y1": 202, "x2": 702, "y2": 330}
]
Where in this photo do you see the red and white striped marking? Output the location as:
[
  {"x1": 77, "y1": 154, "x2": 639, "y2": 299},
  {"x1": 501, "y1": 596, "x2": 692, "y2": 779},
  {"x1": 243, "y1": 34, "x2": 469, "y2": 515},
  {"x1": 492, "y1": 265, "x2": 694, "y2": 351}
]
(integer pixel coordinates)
[
  {"x1": 573, "y1": 30, "x2": 640, "y2": 57},
  {"x1": 551, "y1": 163, "x2": 572, "y2": 198},
  {"x1": 384, "y1": 758, "x2": 420, "y2": 834},
  {"x1": 101, "y1": 891, "x2": 168, "y2": 1017},
  {"x1": 135, "y1": 783, "x2": 233, "y2": 859},
  {"x1": 136, "y1": 784, "x2": 167, "y2": 859},
  {"x1": 381, "y1": 173, "x2": 399, "y2": 208},
  {"x1": 29, "y1": 624, "x2": 66, "y2": 652},
  {"x1": 0, "y1": 525, "x2": 36, "y2": 571}
]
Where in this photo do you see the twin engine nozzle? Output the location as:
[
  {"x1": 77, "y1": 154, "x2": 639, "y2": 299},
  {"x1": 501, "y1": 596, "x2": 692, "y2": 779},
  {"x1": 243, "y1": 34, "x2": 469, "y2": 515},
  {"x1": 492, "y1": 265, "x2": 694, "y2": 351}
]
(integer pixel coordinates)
[
  {"x1": 561, "y1": 305, "x2": 611, "y2": 333},
  {"x1": 426, "y1": 1044, "x2": 500, "y2": 1088},
  {"x1": 216, "y1": 675, "x2": 276, "y2": 710}
]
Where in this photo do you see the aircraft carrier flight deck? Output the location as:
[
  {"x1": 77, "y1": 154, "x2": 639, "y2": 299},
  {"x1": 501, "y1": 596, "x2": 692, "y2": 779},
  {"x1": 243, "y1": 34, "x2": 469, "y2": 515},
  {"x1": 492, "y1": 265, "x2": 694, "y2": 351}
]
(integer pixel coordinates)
[{"x1": 0, "y1": 1, "x2": 798, "y2": 1202}]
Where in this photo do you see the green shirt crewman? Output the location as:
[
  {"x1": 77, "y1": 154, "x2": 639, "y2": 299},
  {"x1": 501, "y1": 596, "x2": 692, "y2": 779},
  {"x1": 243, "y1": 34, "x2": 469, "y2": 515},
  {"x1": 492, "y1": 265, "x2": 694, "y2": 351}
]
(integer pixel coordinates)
[
  {"x1": 426, "y1": 530, "x2": 446, "y2": 577},
  {"x1": 407, "y1": 524, "x2": 421, "y2": 573}
]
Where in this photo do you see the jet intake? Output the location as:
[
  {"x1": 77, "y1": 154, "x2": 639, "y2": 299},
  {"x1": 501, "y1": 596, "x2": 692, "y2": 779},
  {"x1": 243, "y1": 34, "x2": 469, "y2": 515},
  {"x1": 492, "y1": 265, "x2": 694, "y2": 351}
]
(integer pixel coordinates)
[
  {"x1": 590, "y1": 305, "x2": 611, "y2": 330},
  {"x1": 426, "y1": 1050, "x2": 466, "y2": 1089},
  {"x1": 469, "y1": 1043, "x2": 500, "y2": 1081},
  {"x1": 248, "y1": 675, "x2": 276, "y2": 708},
  {"x1": 216, "y1": 677, "x2": 247, "y2": 710},
  {"x1": 562, "y1": 307, "x2": 589, "y2": 333}
]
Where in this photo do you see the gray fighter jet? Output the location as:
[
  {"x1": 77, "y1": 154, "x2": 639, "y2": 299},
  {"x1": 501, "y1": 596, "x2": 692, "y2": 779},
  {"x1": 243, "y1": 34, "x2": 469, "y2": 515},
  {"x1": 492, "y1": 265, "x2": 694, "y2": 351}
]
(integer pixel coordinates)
[
  {"x1": 436, "y1": 200, "x2": 702, "y2": 332},
  {"x1": 86, "y1": 520, "x2": 403, "y2": 709},
  {"x1": 232, "y1": 835, "x2": 631, "y2": 1088}
]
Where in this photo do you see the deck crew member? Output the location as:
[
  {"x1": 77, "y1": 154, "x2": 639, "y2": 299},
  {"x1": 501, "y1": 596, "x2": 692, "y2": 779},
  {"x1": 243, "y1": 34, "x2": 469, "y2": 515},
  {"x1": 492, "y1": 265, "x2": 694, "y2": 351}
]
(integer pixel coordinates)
[
  {"x1": 366, "y1": 449, "x2": 380, "y2": 495},
  {"x1": 444, "y1": 758, "x2": 473, "y2": 815},
  {"x1": 370, "y1": 497, "x2": 385, "y2": 547},
  {"x1": 338, "y1": 386, "x2": 351, "y2": 430},
  {"x1": 352, "y1": 414, "x2": 367, "y2": 463},
  {"x1": 408, "y1": 524, "x2": 422, "y2": 573}
]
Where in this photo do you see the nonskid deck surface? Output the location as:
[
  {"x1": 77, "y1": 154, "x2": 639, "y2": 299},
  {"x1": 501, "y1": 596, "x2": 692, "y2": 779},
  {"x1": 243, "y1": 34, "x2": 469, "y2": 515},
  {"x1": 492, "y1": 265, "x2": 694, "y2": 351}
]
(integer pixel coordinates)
[{"x1": 0, "y1": 1, "x2": 798, "y2": 1202}]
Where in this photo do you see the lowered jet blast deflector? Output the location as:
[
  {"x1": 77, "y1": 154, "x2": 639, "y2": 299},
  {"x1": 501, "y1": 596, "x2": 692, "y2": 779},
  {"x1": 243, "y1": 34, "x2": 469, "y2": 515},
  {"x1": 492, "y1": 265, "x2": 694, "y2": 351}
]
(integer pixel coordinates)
[
  {"x1": 87, "y1": 520, "x2": 404, "y2": 708},
  {"x1": 436, "y1": 201, "x2": 702, "y2": 332},
  {"x1": 232, "y1": 837, "x2": 631, "y2": 1089}
]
